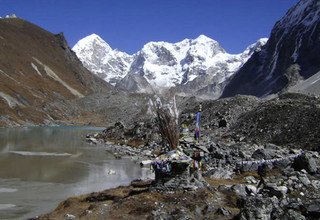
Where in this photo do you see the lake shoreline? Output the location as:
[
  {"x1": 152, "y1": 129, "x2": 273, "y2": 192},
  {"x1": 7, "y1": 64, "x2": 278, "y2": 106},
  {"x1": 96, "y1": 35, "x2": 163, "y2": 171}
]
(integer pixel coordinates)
[{"x1": 0, "y1": 126, "x2": 152, "y2": 220}]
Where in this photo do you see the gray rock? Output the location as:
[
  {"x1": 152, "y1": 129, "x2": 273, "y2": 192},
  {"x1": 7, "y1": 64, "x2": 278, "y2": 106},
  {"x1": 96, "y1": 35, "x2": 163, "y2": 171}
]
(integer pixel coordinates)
[
  {"x1": 244, "y1": 176, "x2": 257, "y2": 184},
  {"x1": 298, "y1": 175, "x2": 311, "y2": 186},
  {"x1": 207, "y1": 167, "x2": 234, "y2": 179},
  {"x1": 216, "y1": 207, "x2": 231, "y2": 216},
  {"x1": 264, "y1": 143, "x2": 279, "y2": 150},
  {"x1": 232, "y1": 184, "x2": 247, "y2": 197},
  {"x1": 252, "y1": 148, "x2": 276, "y2": 160},
  {"x1": 265, "y1": 184, "x2": 288, "y2": 198},
  {"x1": 64, "y1": 214, "x2": 76, "y2": 219},
  {"x1": 238, "y1": 196, "x2": 279, "y2": 220},
  {"x1": 239, "y1": 162, "x2": 259, "y2": 172},
  {"x1": 273, "y1": 158, "x2": 291, "y2": 169},
  {"x1": 307, "y1": 200, "x2": 320, "y2": 218},
  {"x1": 311, "y1": 180, "x2": 320, "y2": 189},
  {"x1": 245, "y1": 185, "x2": 257, "y2": 195},
  {"x1": 293, "y1": 153, "x2": 318, "y2": 174},
  {"x1": 282, "y1": 209, "x2": 306, "y2": 220}
]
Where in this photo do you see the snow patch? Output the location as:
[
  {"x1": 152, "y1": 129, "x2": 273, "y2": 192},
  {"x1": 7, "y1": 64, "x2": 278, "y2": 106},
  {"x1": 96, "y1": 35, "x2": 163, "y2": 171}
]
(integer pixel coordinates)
[
  {"x1": 73, "y1": 34, "x2": 133, "y2": 85},
  {"x1": 0, "y1": 69, "x2": 20, "y2": 84},
  {"x1": 31, "y1": 63, "x2": 42, "y2": 76},
  {"x1": 0, "y1": 91, "x2": 24, "y2": 108},
  {"x1": 33, "y1": 58, "x2": 84, "y2": 98},
  {"x1": 292, "y1": 37, "x2": 303, "y2": 62}
]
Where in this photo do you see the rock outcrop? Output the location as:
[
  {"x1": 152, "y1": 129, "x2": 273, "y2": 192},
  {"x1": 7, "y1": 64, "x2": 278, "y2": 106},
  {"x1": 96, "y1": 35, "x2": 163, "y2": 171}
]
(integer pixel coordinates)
[{"x1": 222, "y1": 0, "x2": 320, "y2": 97}]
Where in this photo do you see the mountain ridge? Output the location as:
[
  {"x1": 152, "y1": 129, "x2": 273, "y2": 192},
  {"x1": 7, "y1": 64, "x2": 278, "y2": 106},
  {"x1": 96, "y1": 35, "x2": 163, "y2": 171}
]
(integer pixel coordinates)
[
  {"x1": 0, "y1": 18, "x2": 111, "y2": 126},
  {"x1": 222, "y1": 0, "x2": 320, "y2": 97},
  {"x1": 73, "y1": 34, "x2": 267, "y2": 97}
]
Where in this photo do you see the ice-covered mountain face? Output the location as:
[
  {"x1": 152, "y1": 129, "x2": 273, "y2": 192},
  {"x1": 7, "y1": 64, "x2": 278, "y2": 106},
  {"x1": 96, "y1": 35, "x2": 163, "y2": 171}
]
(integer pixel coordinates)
[
  {"x1": 222, "y1": 0, "x2": 320, "y2": 98},
  {"x1": 73, "y1": 34, "x2": 267, "y2": 96},
  {"x1": 73, "y1": 34, "x2": 133, "y2": 86},
  {"x1": 118, "y1": 35, "x2": 267, "y2": 95}
]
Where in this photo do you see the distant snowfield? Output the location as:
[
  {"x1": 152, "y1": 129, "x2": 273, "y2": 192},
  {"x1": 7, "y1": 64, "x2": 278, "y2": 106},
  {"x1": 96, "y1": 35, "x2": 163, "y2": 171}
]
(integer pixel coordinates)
[{"x1": 73, "y1": 34, "x2": 268, "y2": 92}]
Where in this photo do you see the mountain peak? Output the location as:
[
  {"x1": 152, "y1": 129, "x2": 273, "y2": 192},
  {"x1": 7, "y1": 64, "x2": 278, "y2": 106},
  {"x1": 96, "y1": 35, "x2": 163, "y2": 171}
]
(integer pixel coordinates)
[
  {"x1": 73, "y1": 34, "x2": 265, "y2": 96},
  {"x1": 73, "y1": 33, "x2": 112, "y2": 52},
  {"x1": 72, "y1": 34, "x2": 133, "y2": 86},
  {"x1": 193, "y1": 34, "x2": 215, "y2": 43}
]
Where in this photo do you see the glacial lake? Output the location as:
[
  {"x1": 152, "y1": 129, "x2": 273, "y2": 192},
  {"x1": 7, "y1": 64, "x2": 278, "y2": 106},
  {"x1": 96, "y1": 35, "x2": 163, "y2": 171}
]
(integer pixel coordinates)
[{"x1": 0, "y1": 126, "x2": 152, "y2": 219}]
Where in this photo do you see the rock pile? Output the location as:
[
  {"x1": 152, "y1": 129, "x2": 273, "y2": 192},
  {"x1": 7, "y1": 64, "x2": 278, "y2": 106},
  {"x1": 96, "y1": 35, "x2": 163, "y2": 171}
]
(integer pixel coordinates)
[{"x1": 83, "y1": 93, "x2": 320, "y2": 219}]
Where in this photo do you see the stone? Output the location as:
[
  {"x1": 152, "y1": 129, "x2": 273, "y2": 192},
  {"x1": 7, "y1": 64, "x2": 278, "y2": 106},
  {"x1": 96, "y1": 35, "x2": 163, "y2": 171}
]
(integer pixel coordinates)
[
  {"x1": 231, "y1": 184, "x2": 247, "y2": 197},
  {"x1": 207, "y1": 168, "x2": 234, "y2": 179},
  {"x1": 264, "y1": 143, "x2": 279, "y2": 150},
  {"x1": 307, "y1": 200, "x2": 320, "y2": 218},
  {"x1": 238, "y1": 196, "x2": 278, "y2": 220},
  {"x1": 293, "y1": 153, "x2": 318, "y2": 174},
  {"x1": 244, "y1": 176, "x2": 257, "y2": 184},
  {"x1": 311, "y1": 180, "x2": 320, "y2": 189},
  {"x1": 87, "y1": 137, "x2": 98, "y2": 144},
  {"x1": 298, "y1": 176, "x2": 311, "y2": 186},
  {"x1": 107, "y1": 169, "x2": 116, "y2": 175},
  {"x1": 194, "y1": 145, "x2": 209, "y2": 153},
  {"x1": 216, "y1": 207, "x2": 231, "y2": 216},
  {"x1": 282, "y1": 209, "x2": 306, "y2": 220},
  {"x1": 218, "y1": 119, "x2": 227, "y2": 128},
  {"x1": 245, "y1": 185, "x2": 257, "y2": 195},
  {"x1": 252, "y1": 148, "x2": 276, "y2": 160},
  {"x1": 182, "y1": 137, "x2": 194, "y2": 143},
  {"x1": 239, "y1": 162, "x2": 259, "y2": 172},
  {"x1": 64, "y1": 214, "x2": 76, "y2": 219},
  {"x1": 265, "y1": 184, "x2": 288, "y2": 198},
  {"x1": 273, "y1": 158, "x2": 291, "y2": 169}
]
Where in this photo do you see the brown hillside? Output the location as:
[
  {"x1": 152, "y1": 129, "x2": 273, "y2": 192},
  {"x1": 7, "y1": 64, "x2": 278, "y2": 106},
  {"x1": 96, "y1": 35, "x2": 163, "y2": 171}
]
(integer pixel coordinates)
[{"x1": 0, "y1": 18, "x2": 111, "y2": 126}]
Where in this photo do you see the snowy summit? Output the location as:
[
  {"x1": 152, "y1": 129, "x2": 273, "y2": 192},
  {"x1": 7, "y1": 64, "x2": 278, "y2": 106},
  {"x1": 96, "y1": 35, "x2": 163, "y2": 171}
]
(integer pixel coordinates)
[{"x1": 73, "y1": 34, "x2": 267, "y2": 95}]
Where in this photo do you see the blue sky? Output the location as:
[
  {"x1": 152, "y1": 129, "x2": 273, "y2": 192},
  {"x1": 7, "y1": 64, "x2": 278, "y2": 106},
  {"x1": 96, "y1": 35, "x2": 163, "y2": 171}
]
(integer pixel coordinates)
[{"x1": 1, "y1": 0, "x2": 299, "y2": 54}]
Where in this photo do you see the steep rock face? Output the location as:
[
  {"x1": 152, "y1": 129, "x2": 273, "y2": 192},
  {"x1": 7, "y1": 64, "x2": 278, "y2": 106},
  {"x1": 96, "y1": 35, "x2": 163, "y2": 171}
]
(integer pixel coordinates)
[
  {"x1": 0, "y1": 18, "x2": 110, "y2": 126},
  {"x1": 74, "y1": 34, "x2": 266, "y2": 96},
  {"x1": 73, "y1": 34, "x2": 133, "y2": 86},
  {"x1": 222, "y1": 0, "x2": 320, "y2": 97}
]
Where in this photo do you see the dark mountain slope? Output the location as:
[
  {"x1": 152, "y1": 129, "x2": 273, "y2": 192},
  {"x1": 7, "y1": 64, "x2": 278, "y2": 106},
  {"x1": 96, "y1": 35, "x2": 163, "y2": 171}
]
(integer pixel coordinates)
[
  {"x1": 0, "y1": 18, "x2": 110, "y2": 126},
  {"x1": 222, "y1": 0, "x2": 320, "y2": 97}
]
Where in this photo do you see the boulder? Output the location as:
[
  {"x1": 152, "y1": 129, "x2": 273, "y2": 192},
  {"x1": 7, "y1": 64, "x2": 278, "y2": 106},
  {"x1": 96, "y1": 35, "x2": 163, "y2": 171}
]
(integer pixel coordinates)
[
  {"x1": 244, "y1": 176, "x2": 257, "y2": 184},
  {"x1": 282, "y1": 209, "x2": 306, "y2": 220},
  {"x1": 307, "y1": 200, "x2": 320, "y2": 218},
  {"x1": 245, "y1": 185, "x2": 257, "y2": 195},
  {"x1": 216, "y1": 207, "x2": 231, "y2": 216},
  {"x1": 293, "y1": 153, "x2": 318, "y2": 174},
  {"x1": 265, "y1": 184, "x2": 288, "y2": 198},
  {"x1": 252, "y1": 148, "x2": 276, "y2": 160},
  {"x1": 231, "y1": 184, "x2": 247, "y2": 197},
  {"x1": 298, "y1": 175, "x2": 311, "y2": 186},
  {"x1": 237, "y1": 196, "x2": 279, "y2": 220}
]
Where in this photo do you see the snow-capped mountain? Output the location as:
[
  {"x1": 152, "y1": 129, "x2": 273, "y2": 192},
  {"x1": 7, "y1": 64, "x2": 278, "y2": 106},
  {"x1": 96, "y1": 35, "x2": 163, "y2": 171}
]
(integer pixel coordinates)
[
  {"x1": 222, "y1": 0, "x2": 320, "y2": 97},
  {"x1": 73, "y1": 34, "x2": 133, "y2": 86},
  {"x1": 73, "y1": 34, "x2": 267, "y2": 96}
]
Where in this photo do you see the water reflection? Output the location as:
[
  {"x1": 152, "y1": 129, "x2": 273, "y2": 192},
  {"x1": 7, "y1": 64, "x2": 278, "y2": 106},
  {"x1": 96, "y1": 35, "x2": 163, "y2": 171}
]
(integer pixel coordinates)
[{"x1": 0, "y1": 126, "x2": 153, "y2": 219}]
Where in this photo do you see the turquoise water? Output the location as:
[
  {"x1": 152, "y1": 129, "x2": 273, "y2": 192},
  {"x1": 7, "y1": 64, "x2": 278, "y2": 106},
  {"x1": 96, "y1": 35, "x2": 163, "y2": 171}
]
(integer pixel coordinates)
[{"x1": 0, "y1": 126, "x2": 152, "y2": 219}]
